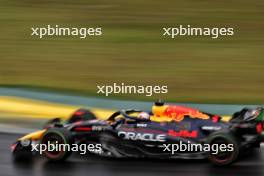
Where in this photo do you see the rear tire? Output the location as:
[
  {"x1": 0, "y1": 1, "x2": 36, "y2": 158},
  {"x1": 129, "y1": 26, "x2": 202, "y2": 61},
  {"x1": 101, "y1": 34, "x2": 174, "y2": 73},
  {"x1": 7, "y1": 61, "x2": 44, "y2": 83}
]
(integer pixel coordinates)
[
  {"x1": 40, "y1": 128, "x2": 73, "y2": 161},
  {"x1": 206, "y1": 131, "x2": 240, "y2": 166}
]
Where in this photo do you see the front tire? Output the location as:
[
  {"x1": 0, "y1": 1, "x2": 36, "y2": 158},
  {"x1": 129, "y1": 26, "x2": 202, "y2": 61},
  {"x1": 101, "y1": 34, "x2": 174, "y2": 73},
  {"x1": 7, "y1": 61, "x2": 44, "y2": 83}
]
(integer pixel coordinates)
[
  {"x1": 40, "y1": 128, "x2": 73, "y2": 161},
  {"x1": 13, "y1": 142, "x2": 33, "y2": 161}
]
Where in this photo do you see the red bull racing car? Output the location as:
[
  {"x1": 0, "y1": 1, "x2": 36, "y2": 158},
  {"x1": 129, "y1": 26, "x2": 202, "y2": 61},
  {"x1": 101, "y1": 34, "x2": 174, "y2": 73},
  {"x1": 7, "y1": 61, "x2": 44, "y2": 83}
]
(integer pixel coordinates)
[{"x1": 11, "y1": 100, "x2": 264, "y2": 166}]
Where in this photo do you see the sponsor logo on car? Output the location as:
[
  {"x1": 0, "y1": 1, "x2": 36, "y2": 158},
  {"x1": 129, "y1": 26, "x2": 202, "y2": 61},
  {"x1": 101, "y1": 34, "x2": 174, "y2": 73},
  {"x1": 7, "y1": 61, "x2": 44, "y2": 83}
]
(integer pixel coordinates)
[
  {"x1": 118, "y1": 131, "x2": 166, "y2": 142},
  {"x1": 136, "y1": 124, "x2": 148, "y2": 128},
  {"x1": 163, "y1": 106, "x2": 210, "y2": 122},
  {"x1": 201, "y1": 126, "x2": 222, "y2": 131},
  {"x1": 167, "y1": 130, "x2": 198, "y2": 138},
  {"x1": 92, "y1": 126, "x2": 107, "y2": 131}
]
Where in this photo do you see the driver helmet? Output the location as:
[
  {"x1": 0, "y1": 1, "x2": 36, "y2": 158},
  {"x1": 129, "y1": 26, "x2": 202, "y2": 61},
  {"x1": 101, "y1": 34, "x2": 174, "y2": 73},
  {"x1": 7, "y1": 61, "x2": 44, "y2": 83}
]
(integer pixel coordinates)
[
  {"x1": 152, "y1": 99, "x2": 166, "y2": 117},
  {"x1": 154, "y1": 99, "x2": 165, "y2": 106},
  {"x1": 138, "y1": 112, "x2": 150, "y2": 120}
]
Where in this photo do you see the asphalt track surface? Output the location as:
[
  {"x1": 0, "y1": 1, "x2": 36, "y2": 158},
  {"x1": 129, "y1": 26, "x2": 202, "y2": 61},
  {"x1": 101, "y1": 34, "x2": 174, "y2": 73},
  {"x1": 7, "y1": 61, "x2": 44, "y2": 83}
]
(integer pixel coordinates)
[{"x1": 1, "y1": 133, "x2": 264, "y2": 176}]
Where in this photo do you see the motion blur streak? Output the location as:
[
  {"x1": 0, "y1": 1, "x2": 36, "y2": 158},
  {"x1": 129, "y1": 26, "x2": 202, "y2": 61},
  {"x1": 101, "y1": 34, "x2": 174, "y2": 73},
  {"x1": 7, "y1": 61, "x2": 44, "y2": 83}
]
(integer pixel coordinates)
[
  {"x1": 1, "y1": 133, "x2": 264, "y2": 176},
  {"x1": 0, "y1": 0, "x2": 264, "y2": 103}
]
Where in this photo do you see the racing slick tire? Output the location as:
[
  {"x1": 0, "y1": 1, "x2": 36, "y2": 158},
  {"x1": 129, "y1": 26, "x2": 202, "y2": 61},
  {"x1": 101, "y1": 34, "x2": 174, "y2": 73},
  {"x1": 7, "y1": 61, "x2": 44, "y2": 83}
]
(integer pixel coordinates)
[
  {"x1": 40, "y1": 128, "x2": 73, "y2": 161},
  {"x1": 206, "y1": 131, "x2": 240, "y2": 166},
  {"x1": 12, "y1": 141, "x2": 33, "y2": 161}
]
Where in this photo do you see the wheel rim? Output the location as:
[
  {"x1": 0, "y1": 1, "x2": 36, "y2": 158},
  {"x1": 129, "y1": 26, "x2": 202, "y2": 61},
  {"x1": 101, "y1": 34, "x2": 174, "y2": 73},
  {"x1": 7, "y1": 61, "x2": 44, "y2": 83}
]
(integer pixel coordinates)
[
  {"x1": 209, "y1": 138, "x2": 235, "y2": 164},
  {"x1": 42, "y1": 133, "x2": 66, "y2": 159}
]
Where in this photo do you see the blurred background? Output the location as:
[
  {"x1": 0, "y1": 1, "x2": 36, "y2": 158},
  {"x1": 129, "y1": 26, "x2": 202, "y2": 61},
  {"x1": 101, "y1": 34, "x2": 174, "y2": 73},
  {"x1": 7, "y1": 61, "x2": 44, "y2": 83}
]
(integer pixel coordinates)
[
  {"x1": 0, "y1": 2, "x2": 264, "y2": 175},
  {"x1": 0, "y1": 0, "x2": 264, "y2": 104}
]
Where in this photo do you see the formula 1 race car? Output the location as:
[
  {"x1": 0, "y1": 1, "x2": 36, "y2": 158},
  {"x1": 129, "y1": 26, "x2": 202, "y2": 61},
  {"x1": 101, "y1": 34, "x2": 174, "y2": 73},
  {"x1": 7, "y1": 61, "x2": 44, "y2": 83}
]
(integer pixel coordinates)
[{"x1": 11, "y1": 101, "x2": 264, "y2": 166}]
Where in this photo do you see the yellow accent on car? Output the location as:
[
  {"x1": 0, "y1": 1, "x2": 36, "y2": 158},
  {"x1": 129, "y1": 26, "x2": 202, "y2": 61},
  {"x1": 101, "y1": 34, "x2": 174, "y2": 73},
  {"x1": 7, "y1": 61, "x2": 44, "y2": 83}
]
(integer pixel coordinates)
[{"x1": 18, "y1": 129, "x2": 46, "y2": 141}]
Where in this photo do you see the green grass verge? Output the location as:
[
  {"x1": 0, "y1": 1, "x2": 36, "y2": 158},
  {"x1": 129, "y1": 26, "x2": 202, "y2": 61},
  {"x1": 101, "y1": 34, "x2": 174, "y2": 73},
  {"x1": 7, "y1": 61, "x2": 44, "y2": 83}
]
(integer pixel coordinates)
[{"x1": 0, "y1": 0, "x2": 264, "y2": 104}]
